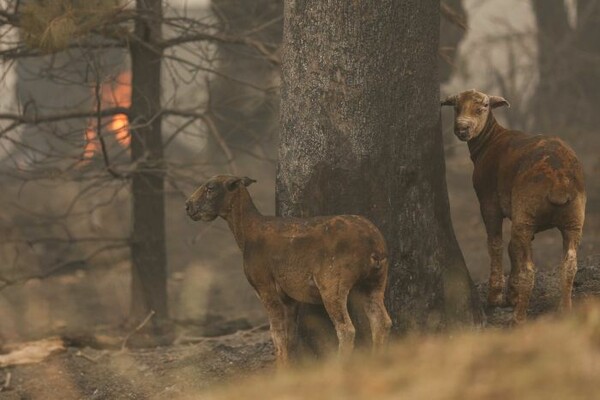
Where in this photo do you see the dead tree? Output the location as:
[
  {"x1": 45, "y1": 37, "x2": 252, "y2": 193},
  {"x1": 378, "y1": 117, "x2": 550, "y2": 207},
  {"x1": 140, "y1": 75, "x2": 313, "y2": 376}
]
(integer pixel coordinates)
[{"x1": 128, "y1": 0, "x2": 168, "y2": 326}]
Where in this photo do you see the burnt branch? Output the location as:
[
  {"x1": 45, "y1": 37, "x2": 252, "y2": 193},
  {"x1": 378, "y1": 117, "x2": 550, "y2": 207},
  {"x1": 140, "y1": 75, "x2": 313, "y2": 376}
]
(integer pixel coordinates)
[{"x1": 0, "y1": 243, "x2": 129, "y2": 291}]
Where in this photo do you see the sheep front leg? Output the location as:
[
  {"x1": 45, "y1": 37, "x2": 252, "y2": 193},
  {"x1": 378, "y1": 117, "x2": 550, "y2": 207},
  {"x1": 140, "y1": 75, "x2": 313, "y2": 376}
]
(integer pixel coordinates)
[
  {"x1": 260, "y1": 293, "x2": 289, "y2": 367},
  {"x1": 482, "y1": 209, "x2": 504, "y2": 307},
  {"x1": 283, "y1": 299, "x2": 299, "y2": 357}
]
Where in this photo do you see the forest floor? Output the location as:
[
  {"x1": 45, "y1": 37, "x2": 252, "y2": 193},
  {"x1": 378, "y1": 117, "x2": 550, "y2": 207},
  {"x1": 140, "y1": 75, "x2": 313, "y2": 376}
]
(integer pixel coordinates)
[{"x1": 2, "y1": 264, "x2": 600, "y2": 400}]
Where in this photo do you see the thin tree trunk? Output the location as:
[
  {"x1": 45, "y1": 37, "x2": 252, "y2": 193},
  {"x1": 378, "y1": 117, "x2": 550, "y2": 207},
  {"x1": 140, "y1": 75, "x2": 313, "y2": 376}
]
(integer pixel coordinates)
[
  {"x1": 531, "y1": 0, "x2": 574, "y2": 131},
  {"x1": 208, "y1": 0, "x2": 282, "y2": 160},
  {"x1": 440, "y1": 0, "x2": 467, "y2": 84},
  {"x1": 575, "y1": 0, "x2": 600, "y2": 130},
  {"x1": 277, "y1": 0, "x2": 482, "y2": 354},
  {"x1": 128, "y1": 0, "x2": 168, "y2": 329},
  {"x1": 440, "y1": 0, "x2": 467, "y2": 156}
]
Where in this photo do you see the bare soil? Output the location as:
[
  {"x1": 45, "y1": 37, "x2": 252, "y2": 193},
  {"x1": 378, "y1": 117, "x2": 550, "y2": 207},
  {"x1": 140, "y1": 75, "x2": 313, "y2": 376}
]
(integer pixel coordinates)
[{"x1": 0, "y1": 327, "x2": 275, "y2": 400}]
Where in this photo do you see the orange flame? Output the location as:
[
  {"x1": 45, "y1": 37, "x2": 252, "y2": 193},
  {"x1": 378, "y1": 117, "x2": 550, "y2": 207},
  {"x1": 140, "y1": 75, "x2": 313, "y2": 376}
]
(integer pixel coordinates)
[
  {"x1": 83, "y1": 125, "x2": 99, "y2": 159},
  {"x1": 82, "y1": 71, "x2": 131, "y2": 162}
]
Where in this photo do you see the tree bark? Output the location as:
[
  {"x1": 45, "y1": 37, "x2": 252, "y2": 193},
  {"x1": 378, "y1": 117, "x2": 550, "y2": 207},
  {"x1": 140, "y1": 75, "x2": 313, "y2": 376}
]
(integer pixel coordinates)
[
  {"x1": 277, "y1": 0, "x2": 483, "y2": 353},
  {"x1": 128, "y1": 0, "x2": 168, "y2": 329}
]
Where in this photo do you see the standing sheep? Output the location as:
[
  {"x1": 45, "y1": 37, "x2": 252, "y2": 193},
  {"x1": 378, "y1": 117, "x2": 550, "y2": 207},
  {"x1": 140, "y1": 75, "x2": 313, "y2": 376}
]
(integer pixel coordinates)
[
  {"x1": 185, "y1": 175, "x2": 392, "y2": 366},
  {"x1": 441, "y1": 89, "x2": 586, "y2": 324}
]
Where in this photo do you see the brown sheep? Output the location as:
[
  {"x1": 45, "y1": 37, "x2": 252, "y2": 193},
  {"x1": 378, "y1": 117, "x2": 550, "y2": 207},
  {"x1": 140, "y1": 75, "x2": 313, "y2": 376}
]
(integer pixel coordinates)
[
  {"x1": 185, "y1": 175, "x2": 392, "y2": 366},
  {"x1": 441, "y1": 89, "x2": 586, "y2": 324}
]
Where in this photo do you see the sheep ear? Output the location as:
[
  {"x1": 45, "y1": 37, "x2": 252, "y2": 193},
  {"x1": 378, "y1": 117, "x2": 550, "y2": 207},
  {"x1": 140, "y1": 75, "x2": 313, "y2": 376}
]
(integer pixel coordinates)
[
  {"x1": 225, "y1": 177, "x2": 242, "y2": 191},
  {"x1": 241, "y1": 177, "x2": 257, "y2": 187},
  {"x1": 441, "y1": 94, "x2": 458, "y2": 107},
  {"x1": 489, "y1": 96, "x2": 510, "y2": 109},
  {"x1": 225, "y1": 176, "x2": 256, "y2": 191}
]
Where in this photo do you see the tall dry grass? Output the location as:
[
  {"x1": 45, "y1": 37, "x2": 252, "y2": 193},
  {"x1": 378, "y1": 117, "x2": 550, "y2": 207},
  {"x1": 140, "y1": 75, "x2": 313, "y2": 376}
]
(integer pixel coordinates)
[{"x1": 202, "y1": 301, "x2": 600, "y2": 400}]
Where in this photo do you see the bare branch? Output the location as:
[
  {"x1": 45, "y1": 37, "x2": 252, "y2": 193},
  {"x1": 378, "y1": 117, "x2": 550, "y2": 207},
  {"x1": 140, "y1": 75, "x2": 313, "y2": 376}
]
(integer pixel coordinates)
[
  {"x1": 441, "y1": 1, "x2": 468, "y2": 31},
  {"x1": 161, "y1": 31, "x2": 280, "y2": 65},
  {"x1": 0, "y1": 243, "x2": 128, "y2": 291},
  {"x1": 90, "y1": 66, "x2": 123, "y2": 179},
  {"x1": 0, "y1": 107, "x2": 129, "y2": 126}
]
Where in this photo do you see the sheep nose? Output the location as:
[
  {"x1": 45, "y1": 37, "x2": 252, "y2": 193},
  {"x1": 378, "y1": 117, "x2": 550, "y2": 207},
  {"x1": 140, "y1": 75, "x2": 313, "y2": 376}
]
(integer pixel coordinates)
[
  {"x1": 455, "y1": 122, "x2": 470, "y2": 139},
  {"x1": 456, "y1": 121, "x2": 469, "y2": 130},
  {"x1": 185, "y1": 201, "x2": 192, "y2": 213}
]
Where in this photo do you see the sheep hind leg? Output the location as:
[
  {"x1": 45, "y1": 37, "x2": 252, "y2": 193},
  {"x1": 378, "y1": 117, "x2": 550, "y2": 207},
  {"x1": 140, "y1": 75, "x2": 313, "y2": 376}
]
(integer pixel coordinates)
[
  {"x1": 508, "y1": 223, "x2": 535, "y2": 325},
  {"x1": 558, "y1": 228, "x2": 581, "y2": 312},
  {"x1": 316, "y1": 282, "x2": 355, "y2": 358},
  {"x1": 362, "y1": 291, "x2": 392, "y2": 352}
]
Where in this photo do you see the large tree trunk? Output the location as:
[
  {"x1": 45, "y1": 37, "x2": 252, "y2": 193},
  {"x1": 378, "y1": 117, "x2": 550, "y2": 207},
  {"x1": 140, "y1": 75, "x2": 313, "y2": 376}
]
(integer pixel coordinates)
[
  {"x1": 128, "y1": 0, "x2": 168, "y2": 331},
  {"x1": 277, "y1": 0, "x2": 483, "y2": 353}
]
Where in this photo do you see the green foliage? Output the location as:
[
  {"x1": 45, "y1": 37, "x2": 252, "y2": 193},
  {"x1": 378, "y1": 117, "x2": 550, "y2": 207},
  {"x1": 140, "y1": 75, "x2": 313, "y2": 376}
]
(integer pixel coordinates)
[{"x1": 20, "y1": 0, "x2": 123, "y2": 53}]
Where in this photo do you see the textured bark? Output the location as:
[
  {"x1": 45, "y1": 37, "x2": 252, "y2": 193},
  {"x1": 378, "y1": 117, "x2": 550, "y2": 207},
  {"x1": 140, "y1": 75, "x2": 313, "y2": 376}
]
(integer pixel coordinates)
[
  {"x1": 208, "y1": 0, "x2": 282, "y2": 159},
  {"x1": 277, "y1": 0, "x2": 483, "y2": 351},
  {"x1": 128, "y1": 0, "x2": 168, "y2": 327}
]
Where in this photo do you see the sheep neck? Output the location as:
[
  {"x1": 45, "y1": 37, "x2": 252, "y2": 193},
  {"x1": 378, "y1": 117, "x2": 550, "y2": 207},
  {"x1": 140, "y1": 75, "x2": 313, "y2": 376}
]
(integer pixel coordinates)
[
  {"x1": 224, "y1": 188, "x2": 261, "y2": 251},
  {"x1": 467, "y1": 112, "x2": 502, "y2": 162}
]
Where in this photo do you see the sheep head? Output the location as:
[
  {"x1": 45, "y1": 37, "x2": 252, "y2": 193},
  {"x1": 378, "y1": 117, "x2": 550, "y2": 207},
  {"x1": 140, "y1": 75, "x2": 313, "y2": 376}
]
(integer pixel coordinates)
[
  {"x1": 441, "y1": 89, "x2": 509, "y2": 141},
  {"x1": 186, "y1": 175, "x2": 256, "y2": 221}
]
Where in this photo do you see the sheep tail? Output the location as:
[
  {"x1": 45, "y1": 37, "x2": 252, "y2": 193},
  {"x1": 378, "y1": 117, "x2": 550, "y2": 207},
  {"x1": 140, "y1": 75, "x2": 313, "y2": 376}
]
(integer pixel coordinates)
[{"x1": 547, "y1": 175, "x2": 574, "y2": 206}]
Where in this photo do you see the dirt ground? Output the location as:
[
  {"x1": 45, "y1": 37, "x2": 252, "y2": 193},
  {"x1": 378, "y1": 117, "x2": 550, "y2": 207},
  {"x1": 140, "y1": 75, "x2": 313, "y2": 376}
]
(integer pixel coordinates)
[
  {"x1": 2, "y1": 264, "x2": 600, "y2": 400},
  {"x1": 0, "y1": 326, "x2": 275, "y2": 400}
]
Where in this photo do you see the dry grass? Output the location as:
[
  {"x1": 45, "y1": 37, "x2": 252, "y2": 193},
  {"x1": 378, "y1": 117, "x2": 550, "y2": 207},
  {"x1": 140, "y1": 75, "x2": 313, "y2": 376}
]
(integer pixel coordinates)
[{"x1": 203, "y1": 302, "x2": 600, "y2": 400}]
